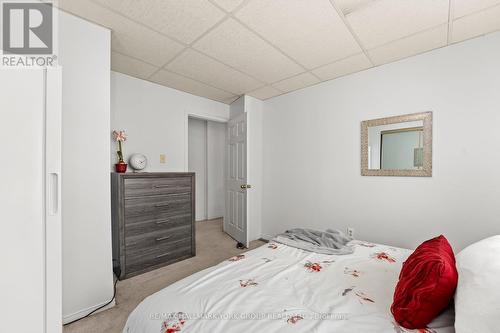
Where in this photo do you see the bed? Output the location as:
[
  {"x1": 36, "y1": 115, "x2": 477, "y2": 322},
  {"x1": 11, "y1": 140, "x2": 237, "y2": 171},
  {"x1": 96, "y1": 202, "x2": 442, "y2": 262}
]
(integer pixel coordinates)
[{"x1": 123, "y1": 240, "x2": 455, "y2": 333}]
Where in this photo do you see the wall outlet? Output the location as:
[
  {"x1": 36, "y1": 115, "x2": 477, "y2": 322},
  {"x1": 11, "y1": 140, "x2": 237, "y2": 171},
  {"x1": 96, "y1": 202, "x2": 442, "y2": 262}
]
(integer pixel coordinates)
[
  {"x1": 347, "y1": 227, "x2": 355, "y2": 238},
  {"x1": 159, "y1": 154, "x2": 166, "y2": 164}
]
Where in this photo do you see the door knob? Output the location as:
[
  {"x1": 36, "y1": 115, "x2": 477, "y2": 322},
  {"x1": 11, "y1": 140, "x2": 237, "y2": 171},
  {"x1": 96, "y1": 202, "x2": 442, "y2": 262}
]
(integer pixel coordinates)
[{"x1": 240, "y1": 184, "x2": 252, "y2": 189}]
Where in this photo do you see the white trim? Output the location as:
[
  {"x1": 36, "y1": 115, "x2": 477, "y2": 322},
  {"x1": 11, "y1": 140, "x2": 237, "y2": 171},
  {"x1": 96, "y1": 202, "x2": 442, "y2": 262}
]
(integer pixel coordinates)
[
  {"x1": 188, "y1": 113, "x2": 228, "y2": 123},
  {"x1": 260, "y1": 234, "x2": 274, "y2": 242},
  {"x1": 62, "y1": 300, "x2": 116, "y2": 325},
  {"x1": 204, "y1": 120, "x2": 209, "y2": 220},
  {"x1": 184, "y1": 112, "x2": 189, "y2": 172}
]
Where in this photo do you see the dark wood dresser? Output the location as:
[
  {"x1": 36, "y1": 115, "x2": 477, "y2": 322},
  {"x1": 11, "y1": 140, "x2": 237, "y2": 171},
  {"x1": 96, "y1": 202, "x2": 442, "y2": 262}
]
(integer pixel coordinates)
[{"x1": 111, "y1": 173, "x2": 195, "y2": 279}]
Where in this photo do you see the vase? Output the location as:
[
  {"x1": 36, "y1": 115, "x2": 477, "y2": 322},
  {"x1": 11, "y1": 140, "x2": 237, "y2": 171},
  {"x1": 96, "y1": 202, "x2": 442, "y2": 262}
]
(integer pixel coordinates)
[{"x1": 115, "y1": 162, "x2": 127, "y2": 173}]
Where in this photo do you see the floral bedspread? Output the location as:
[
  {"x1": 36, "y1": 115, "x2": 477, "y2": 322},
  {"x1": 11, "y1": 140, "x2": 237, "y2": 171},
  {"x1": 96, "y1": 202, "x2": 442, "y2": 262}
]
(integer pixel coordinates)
[{"x1": 123, "y1": 240, "x2": 455, "y2": 333}]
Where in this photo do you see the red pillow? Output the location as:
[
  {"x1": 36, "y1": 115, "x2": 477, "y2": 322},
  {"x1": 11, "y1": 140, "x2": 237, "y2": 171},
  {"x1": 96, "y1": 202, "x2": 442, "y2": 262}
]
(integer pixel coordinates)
[{"x1": 391, "y1": 235, "x2": 458, "y2": 329}]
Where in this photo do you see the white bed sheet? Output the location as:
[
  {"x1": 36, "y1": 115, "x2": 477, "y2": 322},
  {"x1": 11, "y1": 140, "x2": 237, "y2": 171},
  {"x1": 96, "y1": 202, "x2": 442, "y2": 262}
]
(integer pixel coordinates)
[{"x1": 123, "y1": 240, "x2": 455, "y2": 333}]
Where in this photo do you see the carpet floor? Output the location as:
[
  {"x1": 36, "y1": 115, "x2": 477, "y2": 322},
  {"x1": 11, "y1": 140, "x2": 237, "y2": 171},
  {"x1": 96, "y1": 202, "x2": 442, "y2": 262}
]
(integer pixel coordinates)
[{"x1": 64, "y1": 218, "x2": 265, "y2": 333}]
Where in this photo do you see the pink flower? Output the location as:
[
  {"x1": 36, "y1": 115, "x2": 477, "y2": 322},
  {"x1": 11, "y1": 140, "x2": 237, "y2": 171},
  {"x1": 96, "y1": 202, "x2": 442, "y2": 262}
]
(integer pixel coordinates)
[
  {"x1": 113, "y1": 130, "x2": 127, "y2": 142},
  {"x1": 304, "y1": 261, "x2": 322, "y2": 272},
  {"x1": 372, "y1": 252, "x2": 396, "y2": 263}
]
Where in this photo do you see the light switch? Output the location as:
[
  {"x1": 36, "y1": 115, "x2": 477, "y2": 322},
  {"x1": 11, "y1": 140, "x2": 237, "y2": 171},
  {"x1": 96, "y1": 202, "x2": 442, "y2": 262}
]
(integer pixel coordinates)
[{"x1": 159, "y1": 154, "x2": 166, "y2": 164}]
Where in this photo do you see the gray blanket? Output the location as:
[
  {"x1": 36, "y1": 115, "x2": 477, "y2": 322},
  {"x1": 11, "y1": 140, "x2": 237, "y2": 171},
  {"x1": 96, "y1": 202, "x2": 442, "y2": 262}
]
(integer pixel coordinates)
[{"x1": 272, "y1": 228, "x2": 353, "y2": 255}]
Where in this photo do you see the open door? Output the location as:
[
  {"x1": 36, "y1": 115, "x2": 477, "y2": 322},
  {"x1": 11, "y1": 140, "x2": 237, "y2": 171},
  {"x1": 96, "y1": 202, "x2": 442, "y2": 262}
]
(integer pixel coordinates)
[{"x1": 224, "y1": 113, "x2": 249, "y2": 246}]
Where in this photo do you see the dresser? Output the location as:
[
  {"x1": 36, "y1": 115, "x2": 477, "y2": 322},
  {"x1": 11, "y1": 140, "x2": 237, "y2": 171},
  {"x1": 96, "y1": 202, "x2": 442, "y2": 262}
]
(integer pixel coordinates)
[{"x1": 111, "y1": 173, "x2": 195, "y2": 279}]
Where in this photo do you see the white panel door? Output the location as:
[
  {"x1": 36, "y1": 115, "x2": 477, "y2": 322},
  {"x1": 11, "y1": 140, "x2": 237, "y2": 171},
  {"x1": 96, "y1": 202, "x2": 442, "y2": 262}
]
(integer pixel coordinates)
[
  {"x1": 0, "y1": 68, "x2": 62, "y2": 333},
  {"x1": 224, "y1": 113, "x2": 248, "y2": 246}
]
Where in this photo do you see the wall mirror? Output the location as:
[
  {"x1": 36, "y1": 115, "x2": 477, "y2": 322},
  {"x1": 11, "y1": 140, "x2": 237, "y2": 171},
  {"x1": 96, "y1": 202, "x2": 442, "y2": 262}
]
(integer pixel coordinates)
[{"x1": 361, "y1": 112, "x2": 432, "y2": 177}]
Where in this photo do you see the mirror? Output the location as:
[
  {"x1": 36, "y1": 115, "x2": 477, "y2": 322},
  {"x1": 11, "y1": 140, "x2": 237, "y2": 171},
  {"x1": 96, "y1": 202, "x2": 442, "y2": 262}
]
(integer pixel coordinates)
[{"x1": 361, "y1": 112, "x2": 432, "y2": 177}]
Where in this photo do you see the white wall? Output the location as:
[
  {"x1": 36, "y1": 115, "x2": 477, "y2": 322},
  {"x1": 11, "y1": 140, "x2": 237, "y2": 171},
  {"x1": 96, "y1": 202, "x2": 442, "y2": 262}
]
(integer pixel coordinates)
[
  {"x1": 261, "y1": 32, "x2": 500, "y2": 251},
  {"x1": 111, "y1": 72, "x2": 229, "y2": 172},
  {"x1": 59, "y1": 11, "x2": 114, "y2": 322},
  {"x1": 230, "y1": 95, "x2": 245, "y2": 117}
]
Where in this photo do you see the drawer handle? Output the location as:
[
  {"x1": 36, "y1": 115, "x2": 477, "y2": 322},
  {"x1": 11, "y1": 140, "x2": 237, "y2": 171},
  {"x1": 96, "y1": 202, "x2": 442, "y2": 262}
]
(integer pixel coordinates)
[
  {"x1": 155, "y1": 219, "x2": 170, "y2": 225},
  {"x1": 155, "y1": 203, "x2": 171, "y2": 208},
  {"x1": 156, "y1": 235, "x2": 171, "y2": 242},
  {"x1": 155, "y1": 252, "x2": 171, "y2": 259},
  {"x1": 154, "y1": 185, "x2": 172, "y2": 188}
]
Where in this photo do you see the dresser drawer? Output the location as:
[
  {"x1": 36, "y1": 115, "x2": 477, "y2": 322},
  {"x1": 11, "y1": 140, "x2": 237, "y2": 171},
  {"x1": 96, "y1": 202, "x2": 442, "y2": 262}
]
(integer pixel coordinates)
[
  {"x1": 124, "y1": 193, "x2": 191, "y2": 220},
  {"x1": 125, "y1": 213, "x2": 191, "y2": 237},
  {"x1": 125, "y1": 239, "x2": 193, "y2": 274},
  {"x1": 111, "y1": 173, "x2": 195, "y2": 279},
  {"x1": 124, "y1": 177, "x2": 192, "y2": 198},
  {"x1": 125, "y1": 224, "x2": 192, "y2": 255}
]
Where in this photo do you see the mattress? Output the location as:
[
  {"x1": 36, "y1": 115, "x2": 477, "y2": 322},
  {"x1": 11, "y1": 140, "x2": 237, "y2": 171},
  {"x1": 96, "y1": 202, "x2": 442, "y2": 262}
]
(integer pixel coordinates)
[{"x1": 123, "y1": 240, "x2": 455, "y2": 333}]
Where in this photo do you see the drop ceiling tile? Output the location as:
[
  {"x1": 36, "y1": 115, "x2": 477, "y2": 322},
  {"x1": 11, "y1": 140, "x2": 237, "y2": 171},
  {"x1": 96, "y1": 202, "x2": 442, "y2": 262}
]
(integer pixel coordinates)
[
  {"x1": 149, "y1": 70, "x2": 235, "y2": 102},
  {"x1": 211, "y1": 0, "x2": 245, "y2": 12},
  {"x1": 111, "y1": 52, "x2": 158, "y2": 79},
  {"x1": 247, "y1": 86, "x2": 283, "y2": 100},
  {"x1": 92, "y1": 0, "x2": 226, "y2": 44},
  {"x1": 335, "y1": 0, "x2": 379, "y2": 15},
  {"x1": 166, "y1": 49, "x2": 264, "y2": 94},
  {"x1": 235, "y1": 0, "x2": 361, "y2": 69},
  {"x1": 272, "y1": 73, "x2": 320, "y2": 93},
  {"x1": 58, "y1": 0, "x2": 127, "y2": 30},
  {"x1": 453, "y1": 0, "x2": 500, "y2": 18},
  {"x1": 452, "y1": 5, "x2": 500, "y2": 43},
  {"x1": 193, "y1": 18, "x2": 303, "y2": 83},
  {"x1": 340, "y1": 0, "x2": 449, "y2": 49},
  {"x1": 368, "y1": 24, "x2": 448, "y2": 66},
  {"x1": 59, "y1": 0, "x2": 184, "y2": 66},
  {"x1": 111, "y1": 31, "x2": 184, "y2": 67},
  {"x1": 312, "y1": 53, "x2": 372, "y2": 80}
]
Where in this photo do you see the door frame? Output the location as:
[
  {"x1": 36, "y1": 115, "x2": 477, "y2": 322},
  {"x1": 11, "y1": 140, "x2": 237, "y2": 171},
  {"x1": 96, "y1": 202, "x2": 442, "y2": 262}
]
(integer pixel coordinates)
[
  {"x1": 184, "y1": 112, "x2": 228, "y2": 171},
  {"x1": 184, "y1": 112, "x2": 228, "y2": 223}
]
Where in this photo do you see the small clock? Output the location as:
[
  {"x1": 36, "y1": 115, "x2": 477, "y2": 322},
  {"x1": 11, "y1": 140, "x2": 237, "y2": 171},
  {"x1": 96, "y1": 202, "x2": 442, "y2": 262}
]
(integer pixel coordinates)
[{"x1": 129, "y1": 153, "x2": 147, "y2": 172}]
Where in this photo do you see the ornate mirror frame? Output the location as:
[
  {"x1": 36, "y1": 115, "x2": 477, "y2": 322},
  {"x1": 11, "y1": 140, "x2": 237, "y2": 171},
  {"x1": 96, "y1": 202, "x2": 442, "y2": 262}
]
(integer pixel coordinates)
[{"x1": 361, "y1": 111, "x2": 433, "y2": 177}]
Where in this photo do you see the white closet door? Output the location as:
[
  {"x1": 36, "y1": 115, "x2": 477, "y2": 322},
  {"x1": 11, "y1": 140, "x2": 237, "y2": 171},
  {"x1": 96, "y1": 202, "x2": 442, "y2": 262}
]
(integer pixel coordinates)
[
  {"x1": 0, "y1": 68, "x2": 62, "y2": 333},
  {"x1": 45, "y1": 68, "x2": 62, "y2": 333}
]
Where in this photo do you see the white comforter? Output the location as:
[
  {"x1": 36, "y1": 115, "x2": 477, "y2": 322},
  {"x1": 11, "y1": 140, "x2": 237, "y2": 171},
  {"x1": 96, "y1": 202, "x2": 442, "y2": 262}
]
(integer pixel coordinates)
[{"x1": 123, "y1": 240, "x2": 455, "y2": 333}]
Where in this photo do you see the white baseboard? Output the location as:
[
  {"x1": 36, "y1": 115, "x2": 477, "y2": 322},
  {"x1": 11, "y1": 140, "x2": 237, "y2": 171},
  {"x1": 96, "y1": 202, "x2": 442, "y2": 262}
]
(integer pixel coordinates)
[
  {"x1": 63, "y1": 299, "x2": 115, "y2": 324},
  {"x1": 260, "y1": 234, "x2": 274, "y2": 241}
]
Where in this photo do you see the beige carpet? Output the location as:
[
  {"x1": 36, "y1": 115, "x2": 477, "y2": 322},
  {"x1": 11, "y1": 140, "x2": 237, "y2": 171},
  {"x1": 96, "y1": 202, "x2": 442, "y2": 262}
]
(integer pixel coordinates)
[{"x1": 64, "y1": 219, "x2": 265, "y2": 333}]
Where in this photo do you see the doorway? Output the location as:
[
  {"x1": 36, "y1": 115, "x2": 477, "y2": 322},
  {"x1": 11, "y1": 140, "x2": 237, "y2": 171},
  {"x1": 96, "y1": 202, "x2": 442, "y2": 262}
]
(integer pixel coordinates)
[{"x1": 188, "y1": 117, "x2": 226, "y2": 222}]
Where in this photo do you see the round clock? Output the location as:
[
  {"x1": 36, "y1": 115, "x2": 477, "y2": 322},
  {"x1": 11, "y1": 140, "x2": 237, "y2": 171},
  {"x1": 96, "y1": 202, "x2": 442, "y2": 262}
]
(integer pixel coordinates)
[{"x1": 129, "y1": 153, "x2": 147, "y2": 171}]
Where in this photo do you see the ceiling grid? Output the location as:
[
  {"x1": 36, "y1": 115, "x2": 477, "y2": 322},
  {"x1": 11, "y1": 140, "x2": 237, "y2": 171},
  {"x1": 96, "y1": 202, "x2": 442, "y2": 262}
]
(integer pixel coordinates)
[{"x1": 57, "y1": 0, "x2": 500, "y2": 103}]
